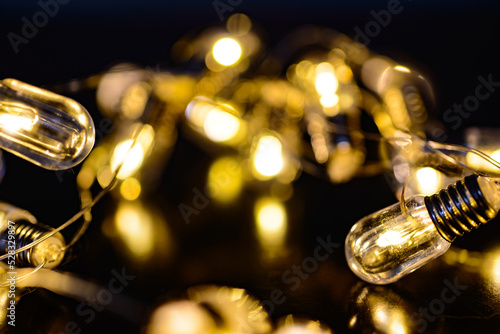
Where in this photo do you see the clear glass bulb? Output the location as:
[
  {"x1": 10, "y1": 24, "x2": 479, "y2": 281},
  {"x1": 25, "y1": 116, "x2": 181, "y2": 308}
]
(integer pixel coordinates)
[
  {"x1": 345, "y1": 175, "x2": 500, "y2": 284},
  {"x1": 0, "y1": 79, "x2": 95, "y2": 170}
]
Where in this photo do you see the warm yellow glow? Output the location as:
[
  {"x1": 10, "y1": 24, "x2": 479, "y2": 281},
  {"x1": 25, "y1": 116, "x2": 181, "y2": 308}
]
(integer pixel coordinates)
[
  {"x1": 255, "y1": 197, "x2": 287, "y2": 248},
  {"x1": 147, "y1": 301, "x2": 215, "y2": 334},
  {"x1": 121, "y1": 82, "x2": 150, "y2": 119},
  {"x1": 111, "y1": 125, "x2": 155, "y2": 179},
  {"x1": 203, "y1": 108, "x2": 241, "y2": 142},
  {"x1": 0, "y1": 109, "x2": 38, "y2": 132},
  {"x1": 467, "y1": 149, "x2": 500, "y2": 173},
  {"x1": 207, "y1": 156, "x2": 243, "y2": 203},
  {"x1": 213, "y1": 37, "x2": 242, "y2": 66},
  {"x1": 372, "y1": 306, "x2": 408, "y2": 334},
  {"x1": 483, "y1": 251, "x2": 500, "y2": 282},
  {"x1": 319, "y1": 93, "x2": 339, "y2": 109},
  {"x1": 226, "y1": 13, "x2": 252, "y2": 35},
  {"x1": 120, "y1": 177, "x2": 142, "y2": 200},
  {"x1": 186, "y1": 98, "x2": 244, "y2": 144},
  {"x1": 416, "y1": 167, "x2": 442, "y2": 195},
  {"x1": 252, "y1": 135, "x2": 284, "y2": 179},
  {"x1": 376, "y1": 230, "x2": 410, "y2": 248},
  {"x1": 97, "y1": 165, "x2": 114, "y2": 188},
  {"x1": 315, "y1": 62, "x2": 338, "y2": 96},
  {"x1": 115, "y1": 202, "x2": 154, "y2": 258},
  {"x1": 111, "y1": 139, "x2": 144, "y2": 179},
  {"x1": 185, "y1": 98, "x2": 213, "y2": 128}
]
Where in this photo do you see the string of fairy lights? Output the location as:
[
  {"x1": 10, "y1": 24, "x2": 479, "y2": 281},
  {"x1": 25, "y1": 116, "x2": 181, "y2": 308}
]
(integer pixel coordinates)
[{"x1": 1, "y1": 12, "x2": 500, "y2": 333}]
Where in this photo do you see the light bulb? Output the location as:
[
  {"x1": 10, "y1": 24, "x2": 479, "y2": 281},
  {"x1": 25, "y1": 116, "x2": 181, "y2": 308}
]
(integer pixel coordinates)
[
  {"x1": 0, "y1": 202, "x2": 65, "y2": 269},
  {"x1": 0, "y1": 79, "x2": 95, "y2": 170},
  {"x1": 345, "y1": 174, "x2": 500, "y2": 284}
]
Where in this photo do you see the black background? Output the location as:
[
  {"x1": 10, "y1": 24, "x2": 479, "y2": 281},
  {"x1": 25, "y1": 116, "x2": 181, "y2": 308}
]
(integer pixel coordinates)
[{"x1": 1, "y1": 1, "x2": 500, "y2": 333}]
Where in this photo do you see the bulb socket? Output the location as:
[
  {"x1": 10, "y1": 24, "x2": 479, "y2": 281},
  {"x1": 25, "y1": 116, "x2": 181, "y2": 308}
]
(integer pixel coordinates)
[
  {"x1": 424, "y1": 174, "x2": 497, "y2": 242},
  {"x1": 0, "y1": 220, "x2": 65, "y2": 268}
]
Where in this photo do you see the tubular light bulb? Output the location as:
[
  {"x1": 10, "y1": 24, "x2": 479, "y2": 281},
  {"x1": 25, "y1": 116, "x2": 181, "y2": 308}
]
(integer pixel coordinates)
[
  {"x1": 345, "y1": 174, "x2": 500, "y2": 284},
  {"x1": 0, "y1": 79, "x2": 95, "y2": 170}
]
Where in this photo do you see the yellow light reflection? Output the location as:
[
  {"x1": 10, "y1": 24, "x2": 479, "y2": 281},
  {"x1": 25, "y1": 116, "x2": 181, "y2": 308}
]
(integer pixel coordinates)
[
  {"x1": 372, "y1": 305, "x2": 407, "y2": 334},
  {"x1": 416, "y1": 167, "x2": 442, "y2": 195},
  {"x1": 120, "y1": 177, "x2": 142, "y2": 201},
  {"x1": 147, "y1": 301, "x2": 215, "y2": 334},
  {"x1": 203, "y1": 108, "x2": 240, "y2": 142},
  {"x1": 394, "y1": 65, "x2": 411, "y2": 73},
  {"x1": 213, "y1": 37, "x2": 242, "y2": 66},
  {"x1": 252, "y1": 135, "x2": 284, "y2": 179},
  {"x1": 314, "y1": 62, "x2": 338, "y2": 96},
  {"x1": 115, "y1": 202, "x2": 154, "y2": 259},
  {"x1": 207, "y1": 156, "x2": 243, "y2": 203},
  {"x1": 255, "y1": 197, "x2": 287, "y2": 249}
]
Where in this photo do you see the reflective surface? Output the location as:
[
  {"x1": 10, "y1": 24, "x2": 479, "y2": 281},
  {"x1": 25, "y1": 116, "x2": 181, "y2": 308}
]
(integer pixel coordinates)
[{"x1": 2, "y1": 2, "x2": 500, "y2": 333}]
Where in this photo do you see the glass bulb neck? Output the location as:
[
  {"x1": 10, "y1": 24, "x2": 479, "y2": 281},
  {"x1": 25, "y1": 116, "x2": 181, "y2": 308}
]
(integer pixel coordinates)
[{"x1": 424, "y1": 174, "x2": 497, "y2": 242}]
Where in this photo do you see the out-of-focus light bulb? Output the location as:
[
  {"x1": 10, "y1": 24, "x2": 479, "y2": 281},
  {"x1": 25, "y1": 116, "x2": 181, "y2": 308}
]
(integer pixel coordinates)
[
  {"x1": 111, "y1": 140, "x2": 144, "y2": 178},
  {"x1": 345, "y1": 174, "x2": 500, "y2": 284},
  {"x1": 147, "y1": 300, "x2": 216, "y2": 334},
  {"x1": 0, "y1": 202, "x2": 65, "y2": 269},
  {"x1": 0, "y1": 79, "x2": 95, "y2": 170},
  {"x1": 110, "y1": 124, "x2": 155, "y2": 179},
  {"x1": 319, "y1": 94, "x2": 339, "y2": 109},
  {"x1": 275, "y1": 315, "x2": 332, "y2": 334},
  {"x1": 213, "y1": 37, "x2": 242, "y2": 66},
  {"x1": 203, "y1": 108, "x2": 240, "y2": 142},
  {"x1": 255, "y1": 197, "x2": 287, "y2": 249},
  {"x1": 188, "y1": 285, "x2": 272, "y2": 334},
  {"x1": 207, "y1": 156, "x2": 243, "y2": 203},
  {"x1": 114, "y1": 202, "x2": 155, "y2": 259},
  {"x1": 186, "y1": 97, "x2": 245, "y2": 144},
  {"x1": 415, "y1": 167, "x2": 442, "y2": 195},
  {"x1": 252, "y1": 135, "x2": 285, "y2": 179},
  {"x1": 314, "y1": 63, "x2": 338, "y2": 96}
]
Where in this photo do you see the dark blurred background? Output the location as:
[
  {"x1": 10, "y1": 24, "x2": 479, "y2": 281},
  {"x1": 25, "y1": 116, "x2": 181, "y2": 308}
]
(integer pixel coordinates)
[{"x1": 1, "y1": 1, "x2": 500, "y2": 333}]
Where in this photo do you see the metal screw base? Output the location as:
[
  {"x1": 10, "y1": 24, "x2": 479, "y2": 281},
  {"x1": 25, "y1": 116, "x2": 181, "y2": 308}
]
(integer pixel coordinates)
[{"x1": 424, "y1": 174, "x2": 497, "y2": 242}]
